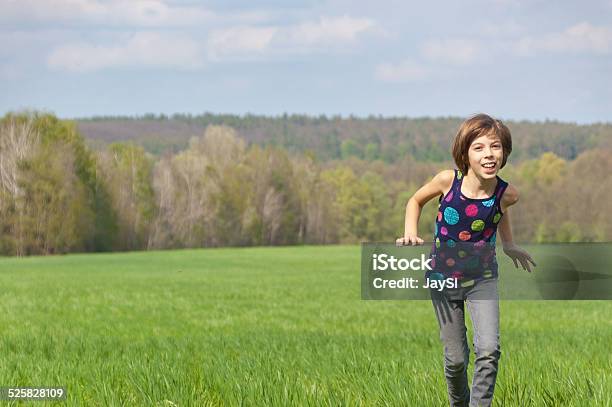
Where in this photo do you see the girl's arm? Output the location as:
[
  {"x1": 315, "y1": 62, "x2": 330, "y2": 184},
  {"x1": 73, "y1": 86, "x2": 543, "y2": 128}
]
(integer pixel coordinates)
[
  {"x1": 498, "y1": 184, "x2": 536, "y2": 272},
  {"x1": 498, "y1": 184, "x2": 519, "y2": 245},
  {"x1": 397, "y1": 170, "x2": 454, "y2": 246}
]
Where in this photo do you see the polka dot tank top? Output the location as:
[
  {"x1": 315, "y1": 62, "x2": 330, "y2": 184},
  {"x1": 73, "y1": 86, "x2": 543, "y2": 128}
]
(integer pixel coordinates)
[{"x1": 428, "y1": 169, "x2": 508, "y2": 286}]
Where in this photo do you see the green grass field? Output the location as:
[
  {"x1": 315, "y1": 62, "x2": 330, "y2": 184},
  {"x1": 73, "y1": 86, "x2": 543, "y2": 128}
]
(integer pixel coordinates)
[{"x1": 0, "y1": 246, "x2": 611, "y2": 406}]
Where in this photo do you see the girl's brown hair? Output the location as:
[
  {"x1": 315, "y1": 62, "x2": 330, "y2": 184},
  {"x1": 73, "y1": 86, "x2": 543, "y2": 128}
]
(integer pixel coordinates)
[{"x1": 452, "y1": 113, "x2": 512, "y2": 174}]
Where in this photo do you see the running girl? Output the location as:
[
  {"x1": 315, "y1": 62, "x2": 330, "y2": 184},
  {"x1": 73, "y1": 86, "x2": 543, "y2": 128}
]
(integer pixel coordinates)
[{"x1": 396, "y1": 113, "x2": 535, "y2": 407}]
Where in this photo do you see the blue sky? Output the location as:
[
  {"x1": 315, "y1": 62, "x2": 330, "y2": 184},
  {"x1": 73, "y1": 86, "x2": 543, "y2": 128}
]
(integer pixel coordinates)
[{"x1": 1, "y1": 0, "x2": 611, "y2": 123}]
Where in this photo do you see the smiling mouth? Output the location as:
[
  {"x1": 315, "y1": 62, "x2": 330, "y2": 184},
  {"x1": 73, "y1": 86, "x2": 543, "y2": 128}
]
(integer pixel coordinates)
[{"x1": 482, "y1": 162, "x2": 496, "y2": 169}]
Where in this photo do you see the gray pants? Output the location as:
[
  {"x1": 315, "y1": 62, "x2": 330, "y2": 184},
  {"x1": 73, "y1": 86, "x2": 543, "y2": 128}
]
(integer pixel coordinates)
[{"x1": 431, "y1": 278, "x2": 500, "y2": 407}]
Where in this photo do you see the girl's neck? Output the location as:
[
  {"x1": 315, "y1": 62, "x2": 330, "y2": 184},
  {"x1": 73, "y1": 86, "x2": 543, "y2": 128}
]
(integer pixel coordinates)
[{"x1": 462, "y1": 169, "x2": 497, "y2": 199}]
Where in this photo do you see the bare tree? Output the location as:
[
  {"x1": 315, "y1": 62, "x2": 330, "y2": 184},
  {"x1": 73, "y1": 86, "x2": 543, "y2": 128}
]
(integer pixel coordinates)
[{"x1": 0, "y1": 116, "x2": 39, "y2": 255}]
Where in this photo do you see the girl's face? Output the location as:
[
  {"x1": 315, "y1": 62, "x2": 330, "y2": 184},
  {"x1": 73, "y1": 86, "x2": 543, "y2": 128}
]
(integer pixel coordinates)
[{"x1": 467, "y1": 133, "x2": 503, "y2": 179}]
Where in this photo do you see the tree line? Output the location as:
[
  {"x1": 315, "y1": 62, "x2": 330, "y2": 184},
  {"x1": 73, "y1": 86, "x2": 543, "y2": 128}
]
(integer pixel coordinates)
[
  {"x1": 1, "y1": 112, "x2": 610, "y2": 256},
  {"x1": 77, "y1": 113, "x2": 612, "y2": 162}
]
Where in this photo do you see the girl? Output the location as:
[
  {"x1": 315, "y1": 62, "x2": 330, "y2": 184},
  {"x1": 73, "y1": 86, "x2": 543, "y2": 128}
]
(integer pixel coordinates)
[{"x1": 396, "y1": 113, "x2": 535, "y2": 407}]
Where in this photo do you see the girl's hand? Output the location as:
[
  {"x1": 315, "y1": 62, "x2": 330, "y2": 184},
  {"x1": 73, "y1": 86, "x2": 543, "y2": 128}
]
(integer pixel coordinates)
[
  {"x1": 396, "y1": 235, "x2": 424, "y2": 246},
  {"x1": 503, "y1": 243, "x2": 536, "y2": 272}
]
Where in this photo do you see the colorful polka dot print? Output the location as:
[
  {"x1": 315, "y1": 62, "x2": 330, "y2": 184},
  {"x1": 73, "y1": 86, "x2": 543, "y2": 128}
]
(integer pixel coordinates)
[
  {"x1": 428, "y1": 169, "x2": 509, "y2": 283},
  {"x1": 465, "y1": 204, "x2": 478, "y2": 217},
  {"x1": 458, "y1": 231, "x2": 471, "y2": 241},
  {"x1": 471, "y1": 220, "x2": 485, "y2": 231},
  {"x1": 444, "y1": 207, "x2": 460, "y2": 225}
]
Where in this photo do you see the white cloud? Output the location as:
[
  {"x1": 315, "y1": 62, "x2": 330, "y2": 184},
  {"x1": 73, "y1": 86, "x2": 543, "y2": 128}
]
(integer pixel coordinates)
[
  {"x1": 208, "y1": 26, "x2": 277, "y2": 61},
  {"x1": 207, "y1": 15, "x2": 377, "y2": 60},
  {"x1": 514, "y1": 22, "x2": 612, "y2": 55},
  {"x1": 0, "y1": 0, "x2": 213, "y2": 27},
  {"x1": 0, "y1": 29, "x2": 74, "y2": 79},
  {"x1": 47, "y1": 31, "x2": 204, "y2": 72},
  {"x1": 16, "y1": 13, "x2": 377, "y2": 71},
  {"x1": 421, "y1": 38, "x2": 481, "y2": 66},
  {"x1": 374, "y1": 60, "x2": 428, "y2": 82},
  {"x1": 374, "y1": 20, "x2": 612, "y2": 83},
  {"x1": 287, "y1": 15, "x2": 375, "y2": 45}
]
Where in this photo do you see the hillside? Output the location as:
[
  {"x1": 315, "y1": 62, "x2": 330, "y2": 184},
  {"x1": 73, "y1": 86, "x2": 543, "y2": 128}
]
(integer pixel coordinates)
[{"x1": 76, "y1": 114, "x2": 612, "y2": 162}]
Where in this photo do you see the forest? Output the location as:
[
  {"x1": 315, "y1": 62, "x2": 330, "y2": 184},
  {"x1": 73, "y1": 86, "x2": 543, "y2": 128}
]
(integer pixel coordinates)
[
  {"x1": 78, "y1": 112, "x2": 611, "y2": 162},
  {"x1": 1, "y1": 111, "x2": 611, "y2": 256}
]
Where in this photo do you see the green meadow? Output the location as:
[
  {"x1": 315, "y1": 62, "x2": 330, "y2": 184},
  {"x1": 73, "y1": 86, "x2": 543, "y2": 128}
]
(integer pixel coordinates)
[{"x1": 0, "y1": 246, "x2": 610, "y2": 406}]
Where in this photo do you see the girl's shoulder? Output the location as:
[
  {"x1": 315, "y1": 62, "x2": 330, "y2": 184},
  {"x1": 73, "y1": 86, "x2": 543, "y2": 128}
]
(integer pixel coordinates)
[
  {"x1": 432, "y1": 169, "x2": 456, "y2": 184},
  {"x1": 431, "y1": 169, "x2": 456, "y2": 199},
  {"x1": 500, "y1": 182, "x2": 519, "y2": 208}
]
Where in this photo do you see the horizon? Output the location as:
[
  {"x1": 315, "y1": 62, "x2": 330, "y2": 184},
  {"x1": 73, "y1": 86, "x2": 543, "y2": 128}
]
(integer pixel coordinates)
[{"x1": 5, "y1": 109, "x2": 612, "y2": 126}]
